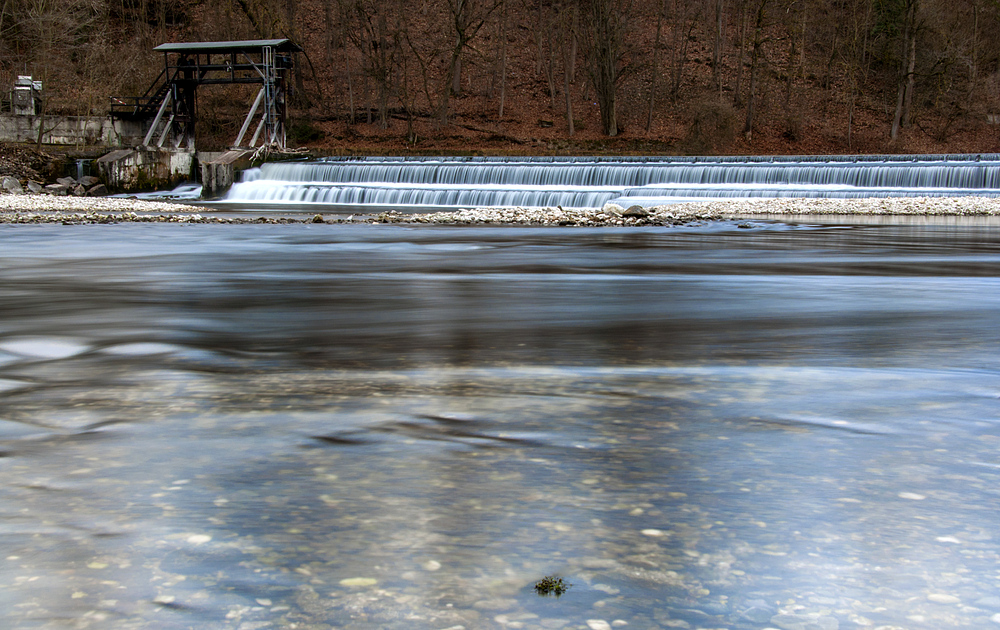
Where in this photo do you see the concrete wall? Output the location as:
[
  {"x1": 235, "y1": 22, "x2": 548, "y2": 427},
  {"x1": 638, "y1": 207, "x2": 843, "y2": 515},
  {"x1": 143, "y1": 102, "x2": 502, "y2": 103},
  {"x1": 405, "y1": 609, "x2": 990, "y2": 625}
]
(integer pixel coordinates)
[
  {"x1": 199, "y1": 149, "x2": 254, "y2": 198},
  {"x1": 96, "y1": 147, "x2": 195, "y2": 192},
  {"x1": 0, "y1": 114, "x2": 145, "y2": 146}
]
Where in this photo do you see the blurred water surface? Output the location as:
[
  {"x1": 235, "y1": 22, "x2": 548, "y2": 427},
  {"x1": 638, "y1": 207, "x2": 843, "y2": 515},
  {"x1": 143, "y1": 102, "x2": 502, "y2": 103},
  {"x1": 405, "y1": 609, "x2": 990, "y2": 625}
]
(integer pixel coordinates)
[{"x1": 1, "y1": 220, "x2": 1000, "y2": 629}]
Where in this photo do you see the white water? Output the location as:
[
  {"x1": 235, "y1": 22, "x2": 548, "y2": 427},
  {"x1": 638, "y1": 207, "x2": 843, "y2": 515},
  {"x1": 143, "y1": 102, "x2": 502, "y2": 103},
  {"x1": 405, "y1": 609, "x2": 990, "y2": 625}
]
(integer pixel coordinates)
[{"x1": 220, "y1": 155, "x2": 1000, "y2": 211}]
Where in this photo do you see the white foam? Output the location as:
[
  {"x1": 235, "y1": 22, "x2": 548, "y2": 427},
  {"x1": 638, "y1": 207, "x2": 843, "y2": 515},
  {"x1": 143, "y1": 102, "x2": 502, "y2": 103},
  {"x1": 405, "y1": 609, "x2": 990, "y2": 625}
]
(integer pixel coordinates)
[
  {"x1": 102, "y1": 343, "x2": 179, "y2": 356},
  {"x1": 0, "y1": 338, "x2": 88, "y2": 359}
]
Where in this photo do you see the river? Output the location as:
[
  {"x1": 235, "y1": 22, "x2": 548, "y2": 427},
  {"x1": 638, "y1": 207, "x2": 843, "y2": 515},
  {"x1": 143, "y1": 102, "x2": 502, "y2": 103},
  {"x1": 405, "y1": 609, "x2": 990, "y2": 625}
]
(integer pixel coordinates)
[{"x1": 1, "y1": 218, "x2": 1000, "y2": 629}]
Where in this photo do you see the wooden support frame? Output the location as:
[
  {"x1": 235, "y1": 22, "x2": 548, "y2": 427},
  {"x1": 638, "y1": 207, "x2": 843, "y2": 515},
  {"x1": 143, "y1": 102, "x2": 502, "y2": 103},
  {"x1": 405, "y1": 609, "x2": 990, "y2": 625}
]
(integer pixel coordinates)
[{"x1": 117, "y1": 39, "x2": 301, "y2": 152}]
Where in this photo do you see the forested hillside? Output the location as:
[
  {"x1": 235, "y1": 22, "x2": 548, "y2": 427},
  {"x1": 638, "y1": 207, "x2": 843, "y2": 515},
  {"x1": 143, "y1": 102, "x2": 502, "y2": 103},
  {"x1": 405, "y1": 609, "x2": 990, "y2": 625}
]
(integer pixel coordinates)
[{"x1": 1, "y1": 0, "x2": 999, "y2": 154}]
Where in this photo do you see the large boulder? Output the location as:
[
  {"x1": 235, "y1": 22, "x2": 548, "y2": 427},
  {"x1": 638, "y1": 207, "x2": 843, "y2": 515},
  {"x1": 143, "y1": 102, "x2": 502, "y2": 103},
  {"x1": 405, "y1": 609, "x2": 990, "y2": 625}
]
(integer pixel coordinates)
[{"x1": 1, "y1": 175, "x2": 23, "y2": 194}]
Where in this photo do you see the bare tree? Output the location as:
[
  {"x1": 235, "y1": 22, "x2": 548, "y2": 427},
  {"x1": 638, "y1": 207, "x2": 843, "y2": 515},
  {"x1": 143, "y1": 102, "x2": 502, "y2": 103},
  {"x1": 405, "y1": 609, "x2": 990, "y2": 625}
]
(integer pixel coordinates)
[
  {"x1": 890, "y1": 0, "x2": 918, "y2": 141},
  {"x1": 667, "y1": 0, "x2": 703, "y2": 102},
  {"x1": 339, "y1": 0, "x2": 403, "y2": 128},
  {"x1": 712, "y1": 0, "x2": 725, "y2": 95},
  {"x1": 494, "y1": 0, "x2": 508, "y2": 116},
  {"x1": 560, "y1": 0, "x2": 579, "y2": 135},
  {"x1": 646, "y1": 0, "x2": 666, "y2": 131},
  {"x1": 437, "y1": 0, "x2": 501, "y2": 126},
  {"x1": 741, "y1": 0, "x2": 770, "y2": 141},
  {"x1": 583, "y1": 0, "x2": 632, "y2": 136}
]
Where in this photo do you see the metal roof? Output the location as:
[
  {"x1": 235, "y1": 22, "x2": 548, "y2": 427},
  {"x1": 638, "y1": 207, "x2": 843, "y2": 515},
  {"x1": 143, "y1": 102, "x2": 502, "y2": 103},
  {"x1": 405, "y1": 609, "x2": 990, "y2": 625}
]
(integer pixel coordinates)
[{"x1": 153, "y1": 39, "x2": 302, "y2": 54}]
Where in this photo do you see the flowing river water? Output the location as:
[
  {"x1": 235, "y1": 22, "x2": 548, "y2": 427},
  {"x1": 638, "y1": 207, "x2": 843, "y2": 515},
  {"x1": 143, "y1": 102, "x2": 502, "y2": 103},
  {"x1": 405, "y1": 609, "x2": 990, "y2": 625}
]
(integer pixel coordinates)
[{"x1": 2, "y1": 217, "x2": 1000, "y2": 630}]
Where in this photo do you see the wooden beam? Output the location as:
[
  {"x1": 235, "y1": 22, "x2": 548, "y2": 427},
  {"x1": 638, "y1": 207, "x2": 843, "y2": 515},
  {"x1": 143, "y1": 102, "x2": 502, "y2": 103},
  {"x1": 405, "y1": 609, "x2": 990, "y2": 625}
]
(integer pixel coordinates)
[
  {"x1": 142, "y1": 91, "x2": 172, "y2": 147},
  {"x1": 235, "y1": 87, "x2": 266, "y2": 148}
]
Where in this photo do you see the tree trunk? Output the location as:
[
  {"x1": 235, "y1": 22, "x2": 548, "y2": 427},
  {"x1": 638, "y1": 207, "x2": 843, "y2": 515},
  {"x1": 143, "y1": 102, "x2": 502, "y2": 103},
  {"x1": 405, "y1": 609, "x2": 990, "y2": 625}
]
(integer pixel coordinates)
[
  {"x1": 564, "y1": 55, "x2": 575, "y2": 135},
  {"x1": 713, "y1": 0, "x2": 724, "y2": 96},
  {"x1": 344, "y1": 48, "x2": 356, "y2": 123},
  {"x1": 890, "y1": 0, "x2": 917, "y2": 141},
  {"x1": 902, "y1": 16, "x2": 916, "y2": 124},
  {"x1": 669, "y1": 0, "x2": 700, "y2": 102},
  {"x1": 35, "y1": 107, "x2": 46, "y2": 151},
  {"x1": 452, "y1": 50, "x2": 463, "y2": 95},
  {"x1": 437, "y1": 47, "x2": 462, "y2": 126},
  {"x1": 562, "y1": 0, "x2": 577, "y2": 135},
  {"x1": 568, "y1": 0, "x2": 579, "y2": 81},
  {"x1": 742, "y1": 0, "x2": 767, "y2": 141},
  {"x1": 545, "y1": 26, "x2": 557, "y2": 109},
  {"x1": 734, "y1": 0, "x2": 748, "y2": 107},
  {"x1": 647, "y1": 0, "x2": 666, "y2": 131},
  {"x1": 499, "y1": 0, "x2": 508, "y2": 117},
  {"x1": 784, "y1": 24, "x2": 795, "y2": 105},
  {"x1": 584, "y1": 0, "x2": 624, "y2": 136}
]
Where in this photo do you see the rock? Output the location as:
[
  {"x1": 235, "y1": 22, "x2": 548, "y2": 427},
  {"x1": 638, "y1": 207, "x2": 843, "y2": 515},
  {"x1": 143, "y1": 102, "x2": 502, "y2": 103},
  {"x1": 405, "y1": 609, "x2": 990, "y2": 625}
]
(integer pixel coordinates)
[
  {"x1": 699, "y1": 601, "x2": 730, "y2": 615},
  {"x1": 44, "y1": 183, "x2": 69, "y2": 196},
  {"x1": 580, "y1": 558, "x2": 619, "y2": 569},
  {"x1": 976, "y1": 596, "x2": 1000, "y2": 609},
  {"x1": 473, "y1": 598, "x2": 518, "y2": 610},
  {"x1": 86, "y1": 184, "x2": 108, "y2": 197},
  {"x1": 742, "y1": 605, "x2": 776, "y2": 623},
  {"x1": 2, "y1": 176, "x2": 23, "y2": 194},
  {"x1": 770, "y1": 613, "x2": 839, "y2": 630},
  {"x1": 26, "y1": 180, "x2": 42, "y2": 193},
  {"x1": 312, "y1": 214, "x2": 325, "y2": 223},
  {"x1": 79, "y1": 175, "x2": 100, "y2": 187},
  {"x1": 71, "y1": 184, "x2": 86, "y2": 197},
  {"x1": 338, "y1": 577, "x2": 377, "y2": 587},
  {"x1": 623, "y1": 205, "x2": 649, "y2": 218},
  {"x1": 677, "y1": 608, "x2": 712, "y2": 622},
  {"x1": 56, "y1": 176, "x2": 77, "y2": 186}
]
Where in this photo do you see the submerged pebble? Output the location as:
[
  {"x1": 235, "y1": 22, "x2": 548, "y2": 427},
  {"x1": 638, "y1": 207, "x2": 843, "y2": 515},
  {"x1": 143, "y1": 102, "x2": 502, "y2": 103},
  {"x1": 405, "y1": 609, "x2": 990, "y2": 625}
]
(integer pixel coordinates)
[{"x1": 338, "y1": 577, "x2": 378, "y2": 587}]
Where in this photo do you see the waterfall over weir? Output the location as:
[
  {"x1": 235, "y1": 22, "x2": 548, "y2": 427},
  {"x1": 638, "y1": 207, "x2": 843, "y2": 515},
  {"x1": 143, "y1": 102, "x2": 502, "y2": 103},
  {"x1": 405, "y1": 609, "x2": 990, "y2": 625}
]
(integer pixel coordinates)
[{"x1": 220, "y1": 155, "x2": 1000, "y2": 212}]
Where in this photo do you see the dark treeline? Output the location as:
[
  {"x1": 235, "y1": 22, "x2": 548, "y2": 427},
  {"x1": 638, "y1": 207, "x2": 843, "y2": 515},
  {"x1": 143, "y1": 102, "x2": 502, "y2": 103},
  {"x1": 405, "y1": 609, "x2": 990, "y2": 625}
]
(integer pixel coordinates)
[{"x1": 1, "y1": 0, "x2": 998, "y2": 152}]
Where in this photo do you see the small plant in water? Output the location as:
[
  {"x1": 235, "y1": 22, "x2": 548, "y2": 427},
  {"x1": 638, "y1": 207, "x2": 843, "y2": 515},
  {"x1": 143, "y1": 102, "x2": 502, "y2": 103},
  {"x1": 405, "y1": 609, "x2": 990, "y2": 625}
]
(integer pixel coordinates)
[{"x1": 534, "y1": 575, "x2": 571, "y2": 597}]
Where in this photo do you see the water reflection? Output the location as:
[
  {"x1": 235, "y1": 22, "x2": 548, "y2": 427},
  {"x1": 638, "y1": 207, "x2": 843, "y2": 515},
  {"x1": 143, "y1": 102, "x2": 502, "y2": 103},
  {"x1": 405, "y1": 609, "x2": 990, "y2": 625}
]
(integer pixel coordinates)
[{"x1": 1, "y1": 222, "x2": 1000, "y2": 629}]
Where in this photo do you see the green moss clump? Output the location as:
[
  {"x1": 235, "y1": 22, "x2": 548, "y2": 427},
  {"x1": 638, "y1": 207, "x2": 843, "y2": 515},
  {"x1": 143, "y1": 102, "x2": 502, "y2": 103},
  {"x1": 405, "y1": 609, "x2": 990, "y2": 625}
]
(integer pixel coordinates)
[{"x1": 534, "y1": 575, "x2": 571, "y2": 597}]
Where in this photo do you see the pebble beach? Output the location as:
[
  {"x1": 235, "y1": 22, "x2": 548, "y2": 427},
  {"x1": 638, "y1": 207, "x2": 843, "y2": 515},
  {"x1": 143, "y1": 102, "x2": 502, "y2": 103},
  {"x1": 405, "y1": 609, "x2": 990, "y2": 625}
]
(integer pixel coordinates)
[{"x1": 4, "y1": 193, "x2": 1000, "y2": 225}]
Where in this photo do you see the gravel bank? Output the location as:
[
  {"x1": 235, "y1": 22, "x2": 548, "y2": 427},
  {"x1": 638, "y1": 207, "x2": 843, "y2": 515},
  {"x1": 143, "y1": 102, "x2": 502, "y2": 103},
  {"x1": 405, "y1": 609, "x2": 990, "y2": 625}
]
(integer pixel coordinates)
[
  {"x1": 371, "y1": 196, "x2": 1000, "y2": 225},
  {"x1": 4, "y1": 193, "x2": 1000, "y2": 225},
  {"x1": 0, "y1": 195, "x2": 208, "y2": 215}
]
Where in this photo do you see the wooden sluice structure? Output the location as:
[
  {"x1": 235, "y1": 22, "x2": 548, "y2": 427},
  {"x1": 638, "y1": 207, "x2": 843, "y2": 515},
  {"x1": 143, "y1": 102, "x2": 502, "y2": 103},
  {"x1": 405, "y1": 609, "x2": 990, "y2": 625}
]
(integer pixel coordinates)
[
  {"x1": 111, "y1": 39, "x2": 301, "y2": 150},
  {"x1": 99, "y1": 39, "x2": 301, "y2": 194}
]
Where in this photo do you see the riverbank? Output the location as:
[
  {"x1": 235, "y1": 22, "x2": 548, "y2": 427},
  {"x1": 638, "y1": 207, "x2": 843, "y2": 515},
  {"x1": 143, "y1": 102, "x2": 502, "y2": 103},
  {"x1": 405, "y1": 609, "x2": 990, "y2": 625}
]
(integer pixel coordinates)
[{"x1": 4, "y1": 193, "x2": 1000, "y2": 225}]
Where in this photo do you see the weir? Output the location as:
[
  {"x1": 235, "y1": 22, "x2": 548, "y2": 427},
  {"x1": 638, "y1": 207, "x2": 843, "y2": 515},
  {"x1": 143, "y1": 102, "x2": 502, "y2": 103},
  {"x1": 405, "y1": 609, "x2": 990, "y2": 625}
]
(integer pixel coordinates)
[{"x1": 221, "y1": 154, "x2": 1000, "y2": 211}]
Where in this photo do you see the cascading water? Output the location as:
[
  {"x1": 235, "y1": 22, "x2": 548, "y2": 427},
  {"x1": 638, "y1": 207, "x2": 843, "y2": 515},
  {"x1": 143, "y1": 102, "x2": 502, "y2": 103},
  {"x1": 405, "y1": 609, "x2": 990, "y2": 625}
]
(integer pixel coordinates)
[{"x1": 220, "y1": 155, "x2": 1000, "y2": 211}]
